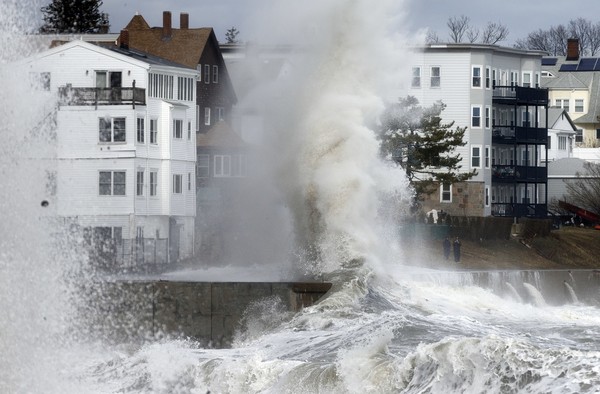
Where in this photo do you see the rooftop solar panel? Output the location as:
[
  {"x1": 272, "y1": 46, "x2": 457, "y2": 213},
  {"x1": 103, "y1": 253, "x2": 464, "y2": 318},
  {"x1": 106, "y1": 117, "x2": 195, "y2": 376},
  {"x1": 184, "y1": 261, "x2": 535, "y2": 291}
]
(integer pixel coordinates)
[
  {"x1": 559, "y1": 64, "x2": 578, "y2": 71},
  {"x1": 542, "y1": 58, "x2": 557, "y2": 66},
  {"x1": 577, "y1": 58, "x2": 597, "y2": 71}
]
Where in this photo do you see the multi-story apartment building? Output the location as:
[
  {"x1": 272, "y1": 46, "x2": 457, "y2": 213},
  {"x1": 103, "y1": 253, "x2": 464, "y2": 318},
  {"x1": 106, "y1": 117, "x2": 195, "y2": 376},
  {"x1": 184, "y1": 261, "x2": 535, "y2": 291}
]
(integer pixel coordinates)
[
  {"x1": 24, "y1": 40, "x2": 198, "y2": 268},
  {"x1": 408, "y1": 43, "x2": 549, "y2": 218}
]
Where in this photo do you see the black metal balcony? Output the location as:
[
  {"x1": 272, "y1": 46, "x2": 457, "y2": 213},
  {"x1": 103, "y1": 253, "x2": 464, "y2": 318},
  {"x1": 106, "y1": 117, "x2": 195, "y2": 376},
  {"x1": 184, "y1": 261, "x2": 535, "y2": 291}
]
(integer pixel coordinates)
[
  {"x1": 492, "y1": 165, "x2": 547, "y2": 182},
  {"x1": 492, "y1": 85, "x2": 548, "y2": 106},
  {"x1": 492, "y1": 202, "x2": 547, "y2": 218},
  {"x1": 58, "y1": 86, "x2": 146, "y2": 108},
  {"x1": 492, "y1": 125, "x2": 548, "y2": 144}
]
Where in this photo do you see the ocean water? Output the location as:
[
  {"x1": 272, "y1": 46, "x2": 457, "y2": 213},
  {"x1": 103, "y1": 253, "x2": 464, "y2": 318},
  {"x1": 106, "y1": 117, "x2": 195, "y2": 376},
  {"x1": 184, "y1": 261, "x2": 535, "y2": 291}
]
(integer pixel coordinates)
[{"x1": 27, "y1": 266, "x2": 600, "y2": 393}]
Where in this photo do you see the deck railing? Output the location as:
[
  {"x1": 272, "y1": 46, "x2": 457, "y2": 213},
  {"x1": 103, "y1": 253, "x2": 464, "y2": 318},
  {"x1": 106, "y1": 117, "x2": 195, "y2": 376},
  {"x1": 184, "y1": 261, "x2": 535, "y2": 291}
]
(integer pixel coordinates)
[{"x1": 58, "y1": 86, "x2": 146, "y2": 108}]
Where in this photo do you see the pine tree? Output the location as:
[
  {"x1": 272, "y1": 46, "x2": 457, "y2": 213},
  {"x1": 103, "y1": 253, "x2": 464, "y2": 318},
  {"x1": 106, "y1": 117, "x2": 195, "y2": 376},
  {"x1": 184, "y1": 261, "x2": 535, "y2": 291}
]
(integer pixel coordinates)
[
  {"x1": 379, "y1": 96, "x2": 476, "y2": 200},
  {"x1": 225, "y1": 27, "x2": 240, "y2": 44},
  {"x1": 40, "y1": 0, "x2": 109, "y2": 34}
]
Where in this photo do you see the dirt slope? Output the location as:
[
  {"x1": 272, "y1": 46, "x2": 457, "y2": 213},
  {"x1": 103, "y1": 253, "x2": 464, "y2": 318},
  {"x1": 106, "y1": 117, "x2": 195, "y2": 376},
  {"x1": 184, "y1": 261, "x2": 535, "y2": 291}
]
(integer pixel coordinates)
[{"x1": 403, "y1": 227, "x2": 600, "y2": 270}]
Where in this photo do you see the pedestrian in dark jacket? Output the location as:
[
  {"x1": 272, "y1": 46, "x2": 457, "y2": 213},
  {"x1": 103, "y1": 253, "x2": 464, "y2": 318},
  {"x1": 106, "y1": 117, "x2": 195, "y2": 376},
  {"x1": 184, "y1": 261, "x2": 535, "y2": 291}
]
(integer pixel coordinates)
[
  {"x1": 453, "y1": 237, "x2": 461, "y2": 262},
  {"x1": 443, "y1": 237, "x2": 451, "y2": 260}
]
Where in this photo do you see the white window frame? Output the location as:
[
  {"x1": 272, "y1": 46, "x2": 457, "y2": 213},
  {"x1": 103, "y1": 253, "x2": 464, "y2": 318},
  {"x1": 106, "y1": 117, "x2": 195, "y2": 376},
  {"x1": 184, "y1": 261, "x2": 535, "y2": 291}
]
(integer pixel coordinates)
[
  {"x1": 214, "y1": 155, "x2": 231, "y2": 177},
  {"x1": 411, "y1": 66, "x2": 421, "y2": 88},
  {"x1": 173, "y1": 119, "x2": 183, "y2": 139},
  {"x1": 485, "y1": 185, "x2": 490, "y2": 207},
  {"x1": 430, "y1": 66, "x2": 440, "y2": 88},
  {"x1": 440, "y1": 183, "x2": 452, "y2": 203},
  {"x1": 212, "y1": 65, "x2": 219, "y2": 83},
  {"x1": 485, "y1": 106, "x2": 490, "y2": 129},
  {"x1": 575, "y1": 99, "x2": 584, "y2": 113},
  {"x1": 188, "y1": 121, "x2": 192, "y2": 140},
  {"x1": 196, "y1": 105, "x2": 200, "y2": 131},
  {"x1": 99, "y1": 117, "x2": 126, "y2": 143},
  {"x1": 197, "y1": 154, "x2": 210, "y2": 177},
  {"x1": 150, "y1": 170, "x2": 158, "y2": 197},
  {"x1": 204, "y1": 107, "x2": 211, "y2": 126},
  {"x1": 471, "y1": 105, "x2": 482, "y2": 128},
  {"x1": 136, "y1": 170, "x2": 144, "y2": 197},
  {"x1": 173, "y1": 174, "x2": 183, "y2": 194},
  {"x1": 136, "y1": 117, "x2": 145, "y2": 144},
  {"x1": 485, "y1": 145, "x2": 490, "y2": 169},
  {"x1": 216, "y1": 107, "x2": 225, "y2": 121},
  {"x1": 188, "y1": 172, "x2": 192, "y2": 191},
  {"x1": 204, "y1": 65, "x2": 210, "y2": 84},
  {"x1": 471, "y1": 145, "x2": 482, "y2": 169},
  {"x1": 99, "y1": 170, "x2": 126, "y2": 196},
  {"x1": 150, "y1": 118, "x2": 158, "y2": 144},
  {"x1": 472, "y1": 66, "x2": 482, "y2": 88},
  {"x1": 558, "y1": 136, "x2": 567, "y2": 150},
  {"x1": 522, "y1": 72, "x2": 532, "y2": 88},
  {"x1": 485, "y1": 66, "x2": 491, "y2": 89}
]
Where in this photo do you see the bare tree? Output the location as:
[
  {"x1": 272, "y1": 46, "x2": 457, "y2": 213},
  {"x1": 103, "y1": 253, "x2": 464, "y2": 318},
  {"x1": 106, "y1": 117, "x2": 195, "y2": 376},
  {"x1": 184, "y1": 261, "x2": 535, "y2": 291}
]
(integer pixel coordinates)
[
  {"x1": 481, "y1": 22, "x2": 509, "y2": 44},
  {"x1": 516, "y1": 18, "x2": 600, "y2": 56},
  {"x1": 588, "y1": 22, "x2": 600, "y2": 56},
  {"x1": 564, "y1": 162, "x2": 600, "y2": 215},
  {"x1": 425, "y1": 29, "x2": 440, "y2": 44},
  {"x1": 447, "y1": 15, "x2": 470, "y2": 43},
  {"x1": 568, "y1": 18, "x2": 591, "y2": 55},
  {"x1": 466, "y1": 27, "x2": 479, "y2": 43}
]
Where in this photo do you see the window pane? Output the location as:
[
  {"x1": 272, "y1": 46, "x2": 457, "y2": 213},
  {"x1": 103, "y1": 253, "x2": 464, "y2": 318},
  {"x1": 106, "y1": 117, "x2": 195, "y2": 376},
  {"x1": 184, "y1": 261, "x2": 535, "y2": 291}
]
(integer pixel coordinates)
[
  {"x1": 99, "y1": 171, "x2": 111, "y2": 195},
  {"x1": 99, "y1": 118, "x2": 111, "y2": 142},
  {"x1": 113, "y1": 118, "x2": 126, "y2": 142},
  {"x1": 113, "y1": 171, "x2": 126, "y2": 195}
]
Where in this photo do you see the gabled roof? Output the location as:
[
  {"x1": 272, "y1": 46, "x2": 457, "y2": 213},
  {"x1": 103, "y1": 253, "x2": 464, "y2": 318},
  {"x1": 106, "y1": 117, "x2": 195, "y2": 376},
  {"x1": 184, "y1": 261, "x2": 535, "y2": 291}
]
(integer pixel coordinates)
[
  {"x1": 547, "y1": 108, "x2": 577, "y2": 133},
  {"x1": 118, "y1": 14, "x2": 213, "y2": 69},
  {"x1": 197, "y1": 121, "x2": 247, "y2": 148},
  {"x1": 543, "y1": 72, "x2": 590, "y2": 89},
  {"x1": 21, "y1": 39, "x2": 151, "y2": 69}
]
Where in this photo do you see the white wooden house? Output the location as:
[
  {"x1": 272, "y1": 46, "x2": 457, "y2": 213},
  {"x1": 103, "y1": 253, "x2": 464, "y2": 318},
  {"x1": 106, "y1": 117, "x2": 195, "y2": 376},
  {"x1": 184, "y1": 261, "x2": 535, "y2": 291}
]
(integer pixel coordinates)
[{"x1": 23, "y1": 40, "x2": 198, "y2": 268}]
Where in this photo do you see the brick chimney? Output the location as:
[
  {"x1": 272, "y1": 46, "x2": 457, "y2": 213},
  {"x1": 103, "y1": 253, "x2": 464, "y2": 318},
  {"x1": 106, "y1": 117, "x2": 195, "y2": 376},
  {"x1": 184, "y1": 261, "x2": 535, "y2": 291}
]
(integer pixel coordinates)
[
  {"x1": 162, "y1": 11, "x2": 172, "y2": 39},
  {"x1": 567, "y1": 38, "x2": 580, "y2": 61},
  {"x1": 180, "y1": 12, "x2": 189, "y2": 29},
  {"x1": 120, "y1": 29, "x2": 129, "y2": 50}
]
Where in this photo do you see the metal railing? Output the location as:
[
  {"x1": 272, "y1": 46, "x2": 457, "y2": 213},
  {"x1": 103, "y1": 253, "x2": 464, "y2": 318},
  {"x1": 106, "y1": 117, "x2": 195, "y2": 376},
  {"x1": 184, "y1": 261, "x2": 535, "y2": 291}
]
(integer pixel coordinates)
[{"x1": 58, "y1": 86, "x2": 146, "y2": 108}]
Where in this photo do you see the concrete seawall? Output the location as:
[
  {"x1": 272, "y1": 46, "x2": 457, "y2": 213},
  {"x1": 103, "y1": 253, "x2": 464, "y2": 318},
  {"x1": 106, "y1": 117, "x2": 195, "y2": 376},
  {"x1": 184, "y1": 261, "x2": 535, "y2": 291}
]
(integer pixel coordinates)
[{"x1": 93, "y1": 281, "x2": 332, "y2": 348}]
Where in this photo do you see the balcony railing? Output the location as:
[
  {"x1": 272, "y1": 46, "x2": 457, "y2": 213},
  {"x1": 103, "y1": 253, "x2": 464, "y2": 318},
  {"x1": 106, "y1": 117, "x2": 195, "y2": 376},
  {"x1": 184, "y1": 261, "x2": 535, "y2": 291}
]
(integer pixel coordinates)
[
  {"x1": 492, "y1": 165, "x2": 547, "y2": 181},
  {"x1": 58, "y1": 86, "x2": 146, "y2": 108},
  {"x1": 492, "y1": 202, "x2": 547, "y2": 218},
  {"x1": 492, "y1": 125, "x2": 548, "y2": 144},
  {"x1": 492, "y1": 85, "x2": 548, "y2": 106}
]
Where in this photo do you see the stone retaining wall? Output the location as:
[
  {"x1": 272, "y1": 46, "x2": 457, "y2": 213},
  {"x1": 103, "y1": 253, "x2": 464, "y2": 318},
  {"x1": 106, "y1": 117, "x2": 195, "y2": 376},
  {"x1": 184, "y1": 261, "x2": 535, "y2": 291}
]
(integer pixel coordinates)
[{"x1": 91, "y1": 281, "x2": 331, "y2": 348}]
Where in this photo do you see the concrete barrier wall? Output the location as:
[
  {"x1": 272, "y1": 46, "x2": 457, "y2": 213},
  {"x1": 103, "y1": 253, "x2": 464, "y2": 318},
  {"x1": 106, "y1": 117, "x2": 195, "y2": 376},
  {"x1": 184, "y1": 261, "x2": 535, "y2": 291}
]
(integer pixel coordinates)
[{"x1": 92, "y1": 281, "x2": 331, "y2": 348}]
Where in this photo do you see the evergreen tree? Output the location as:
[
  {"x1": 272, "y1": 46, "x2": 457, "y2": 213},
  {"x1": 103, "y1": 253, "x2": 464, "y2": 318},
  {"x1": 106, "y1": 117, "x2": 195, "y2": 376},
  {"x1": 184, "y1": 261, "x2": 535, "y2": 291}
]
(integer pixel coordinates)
[
  {"x1": 379, "y1": 96, "x2": 476, "y2": 200},
  {"x1": 225, "y1": 27, "x2": 240, "y2": 44},
  {"x1": 40, "y1": 0, "x2": 109, "y2": 34}
]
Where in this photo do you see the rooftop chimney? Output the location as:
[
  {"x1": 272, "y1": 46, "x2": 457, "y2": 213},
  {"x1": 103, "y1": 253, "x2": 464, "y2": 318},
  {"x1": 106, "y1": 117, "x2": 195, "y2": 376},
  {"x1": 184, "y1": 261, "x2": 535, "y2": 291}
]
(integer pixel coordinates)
[
  {"x1": 567, "y1": 38, "x2": 580, "y2": 61},
  {"x1": 180, "y1": 12, "x2": 189, "y2": 29},
  {"x1": 120, "y1": 29, "x2": 129, "y2": 50},
  {"x1": 162, "y1": 11, "x2": 172, "y2": 39}
]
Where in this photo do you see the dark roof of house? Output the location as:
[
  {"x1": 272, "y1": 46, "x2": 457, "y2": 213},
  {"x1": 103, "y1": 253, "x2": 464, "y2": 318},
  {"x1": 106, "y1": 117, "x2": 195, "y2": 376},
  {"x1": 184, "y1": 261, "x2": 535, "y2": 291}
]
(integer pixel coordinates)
[
  {"x1": 118, "y1": 14, "x2": 213, "y2": 69},
  {"x1": 105, "y1": 45, "x2": 193, "y2": 69},
  {"x1": 197, "y1": 120, "x2": 247, "y2": 148}
]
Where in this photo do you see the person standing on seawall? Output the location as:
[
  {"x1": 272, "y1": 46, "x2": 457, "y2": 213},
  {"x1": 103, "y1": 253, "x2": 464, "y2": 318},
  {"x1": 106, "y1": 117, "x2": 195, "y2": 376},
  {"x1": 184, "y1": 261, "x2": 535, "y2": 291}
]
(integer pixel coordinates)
[
  {"x1": 443, "y1": 236, "x2": 451, "y2": 261},
  {"x1": 453, "y1": 237, "x2": 461, "y2": 263}
]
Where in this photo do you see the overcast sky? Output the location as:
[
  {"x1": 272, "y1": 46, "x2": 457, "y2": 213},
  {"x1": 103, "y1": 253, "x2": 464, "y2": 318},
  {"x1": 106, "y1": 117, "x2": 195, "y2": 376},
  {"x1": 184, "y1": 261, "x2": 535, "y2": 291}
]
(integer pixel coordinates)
[{"x1": 95, "y1": 0, "x2": 600, "y2": 46}]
